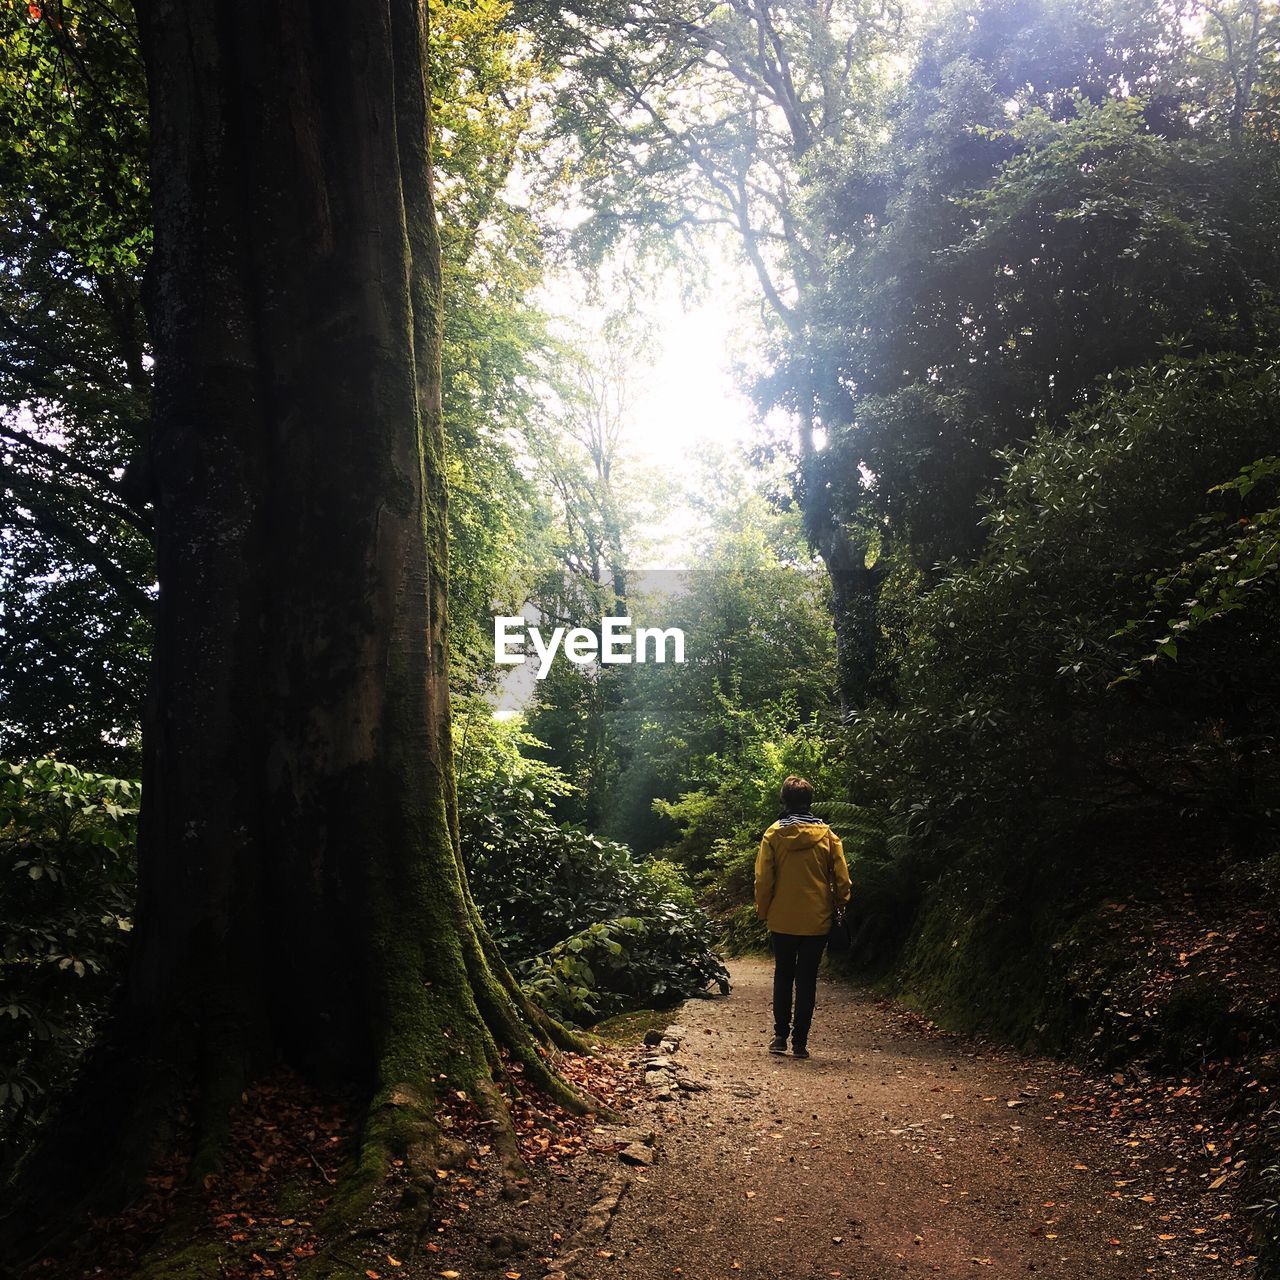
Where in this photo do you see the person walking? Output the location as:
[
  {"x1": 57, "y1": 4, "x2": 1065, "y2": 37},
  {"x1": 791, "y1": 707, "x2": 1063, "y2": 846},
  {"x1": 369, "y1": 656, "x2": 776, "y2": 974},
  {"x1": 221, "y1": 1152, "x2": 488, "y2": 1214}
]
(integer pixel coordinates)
[{"x1": 754, "y1": 775, "x2": 851, "y2": 1058}]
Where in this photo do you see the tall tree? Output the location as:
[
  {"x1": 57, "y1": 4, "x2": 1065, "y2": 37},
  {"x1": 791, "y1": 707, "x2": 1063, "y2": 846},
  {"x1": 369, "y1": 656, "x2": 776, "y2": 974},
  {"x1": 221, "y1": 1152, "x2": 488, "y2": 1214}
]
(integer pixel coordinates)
[
  {"x1": 520, "y1": 304, "x2": 664, "y2": 827},
  {"x1": 530, "y1": 0, "x2": 902, "y2": 705},
  {"x1": 0, "y1": 0, "x2": 567, "y2": 763},
  {"x1": 5, "y1": 0, "x2": 583, "y2": 1252}
]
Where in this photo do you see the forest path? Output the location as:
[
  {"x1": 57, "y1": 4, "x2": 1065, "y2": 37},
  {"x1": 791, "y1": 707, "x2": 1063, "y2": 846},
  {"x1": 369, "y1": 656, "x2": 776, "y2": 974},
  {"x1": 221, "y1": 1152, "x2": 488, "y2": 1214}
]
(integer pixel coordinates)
[{"x1": 574, "y1": 957, "x2": 1247, "y2": 1280}]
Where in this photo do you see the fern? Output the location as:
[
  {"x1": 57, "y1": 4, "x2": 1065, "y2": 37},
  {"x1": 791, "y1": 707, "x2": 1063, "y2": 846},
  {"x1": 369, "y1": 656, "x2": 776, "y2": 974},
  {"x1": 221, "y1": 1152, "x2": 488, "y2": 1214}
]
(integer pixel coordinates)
[{"x1": 812, "y1": 798, "x2": 889, "y2": 858}]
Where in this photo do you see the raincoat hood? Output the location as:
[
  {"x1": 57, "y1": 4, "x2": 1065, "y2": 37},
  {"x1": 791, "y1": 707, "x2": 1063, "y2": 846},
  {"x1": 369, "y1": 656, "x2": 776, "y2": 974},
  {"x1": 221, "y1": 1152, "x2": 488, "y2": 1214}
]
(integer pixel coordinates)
[{"x1": 766, "y1": 818, "x2": 829, "y2": 852}]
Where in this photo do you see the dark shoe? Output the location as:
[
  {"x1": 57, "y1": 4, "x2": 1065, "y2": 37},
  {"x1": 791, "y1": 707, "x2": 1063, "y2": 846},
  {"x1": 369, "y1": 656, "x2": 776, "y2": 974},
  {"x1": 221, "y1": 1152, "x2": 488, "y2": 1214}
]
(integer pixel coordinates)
[
  {"x1": 791, "y1": 1043, "x2": 810, "y2": 1059},
  {"x1": 768, "y1": 1036, "x2": 788, "y2": 1055}
]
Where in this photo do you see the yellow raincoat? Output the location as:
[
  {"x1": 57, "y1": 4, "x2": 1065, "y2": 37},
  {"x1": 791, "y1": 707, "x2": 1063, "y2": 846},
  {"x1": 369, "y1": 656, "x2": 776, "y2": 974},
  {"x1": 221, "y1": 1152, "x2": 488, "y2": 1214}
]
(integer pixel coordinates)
[{"x1": 754, "y1": 819, "x2": 851, "y2": 936}]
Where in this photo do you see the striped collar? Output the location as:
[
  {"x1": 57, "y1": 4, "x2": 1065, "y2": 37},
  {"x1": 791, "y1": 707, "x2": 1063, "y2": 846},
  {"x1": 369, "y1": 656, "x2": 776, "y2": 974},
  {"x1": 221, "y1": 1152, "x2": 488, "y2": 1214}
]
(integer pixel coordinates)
[{"x1": 776, "y1": 811, "x2": 822, "y2": 827}]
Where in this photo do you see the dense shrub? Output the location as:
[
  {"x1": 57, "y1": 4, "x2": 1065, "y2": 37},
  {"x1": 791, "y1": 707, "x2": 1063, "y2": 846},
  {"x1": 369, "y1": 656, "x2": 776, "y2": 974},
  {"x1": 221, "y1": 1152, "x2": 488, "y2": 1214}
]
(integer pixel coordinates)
[
  {"x1": 0, "y1": 759, "x2": 137, "y2": 1160},
  {"x1": 520, "y1": 911, "x2": 730, "y2": 1024},
  {"x1": 0, "y1": 718, "x2": 728, "y2": 1158},
  {"x1": 653, "y1": 695, "x2": 843, "y2": 879},
  {"x1": 454, "y1": 707, "x2": 729, "y2": 1024},
  {"x1": 719, "y1": 904, "x2": 769, "y2": 957},
  {"x1": 844, "y1": 355, "x2": 1280, "y2": 900}
]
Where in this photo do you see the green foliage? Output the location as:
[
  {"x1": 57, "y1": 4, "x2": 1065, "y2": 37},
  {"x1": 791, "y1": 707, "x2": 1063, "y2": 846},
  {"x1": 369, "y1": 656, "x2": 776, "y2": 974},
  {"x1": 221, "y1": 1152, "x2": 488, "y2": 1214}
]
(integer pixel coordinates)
[
  {"x1": 5, "y1": 0, "x2": 1279, "y2": 1256},
  {"x1": 1114, "y1": 455, "x2": 1280, "y2": 678},
  {"x1": 516, "y1": 309, "x2": 683, "y2": 832},
  {"x1": 455, "y1": 710, "x2": 729, "y2": 1025},
  {"x1": 517, "y1": 476, "x2": 844, "y2": 956},
  {"x1": 642, "y1": 856, "x2": 699, "y2": 912},
  {"x1": 842, "y1": 354, "x2": 1280, "y2": 885},
  {"x1": 719, "y1": 903, "x2": 770, "y2": 957},
  {"x1": 534, "y1": 0, "x2": 899, "y2": 274},
  {"x1": 798, "y1": 0, "x2": 1280, "y2": 565},
  {"x1": 0, "y1": 759, "x2": 137, "y2": 1157},
  {"x1": 519, "y1": 912, "x2": 730, "y2": 1025},
  {"x1": 826, "y1": 349, "x2": 1280, "y2": 1257},
  {"x1": 430, "y1": 0, "x2": 570, "y2": 687},
  {"x1": 810, "y1": 799, "x2": 888, "y2": 859},
  {"x1": 0, "y1": 0, "x2": 580, "y2": 762},
  {"x1": 583, "y1": 493, "x2": 839, "y2": 854},
  {"x1": 654, "y1": 693, "x2": 842, "y2": 880},
  {"x1": 0, "y1": 1, "x2": 154, "y2": 771}
]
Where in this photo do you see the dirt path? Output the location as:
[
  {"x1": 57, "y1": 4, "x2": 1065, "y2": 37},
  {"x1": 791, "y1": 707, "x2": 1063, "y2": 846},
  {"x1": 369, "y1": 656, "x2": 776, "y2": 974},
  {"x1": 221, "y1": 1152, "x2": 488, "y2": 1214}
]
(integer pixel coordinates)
[{"x1": 574, "y1": 958, "x2": 1251, "y2": 1280}]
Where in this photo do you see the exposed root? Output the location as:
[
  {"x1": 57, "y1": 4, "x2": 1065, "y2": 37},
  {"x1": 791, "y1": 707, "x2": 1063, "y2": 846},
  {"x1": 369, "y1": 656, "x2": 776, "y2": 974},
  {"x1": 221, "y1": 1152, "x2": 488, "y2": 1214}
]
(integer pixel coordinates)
[
  {"x1": 10, "y1": 855, "x2": 613, "y2": 1271},
  {"x1": 454, "y1": 898, "x2": 598, "y2": 1117},
  {"x1": 474, "y1": 974, "x2": 596, "y2": 1115},
  {"x1": 462, "y1": 884, "x2": 591, "y2": 1055},
  {"x1": 471, "y1": 1068, "x2": 528, "y2": 1195}
]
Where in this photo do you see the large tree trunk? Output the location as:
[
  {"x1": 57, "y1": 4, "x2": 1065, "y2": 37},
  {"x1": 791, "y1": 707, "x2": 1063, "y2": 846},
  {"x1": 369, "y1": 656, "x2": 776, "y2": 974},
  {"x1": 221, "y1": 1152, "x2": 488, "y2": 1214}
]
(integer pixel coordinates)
[
  {"x1": 4, "y1": 0, "x2": 583, "y2": 1257},
  {"x1": 132, "y1": 0, "x2": 458, "y2": 1099}
]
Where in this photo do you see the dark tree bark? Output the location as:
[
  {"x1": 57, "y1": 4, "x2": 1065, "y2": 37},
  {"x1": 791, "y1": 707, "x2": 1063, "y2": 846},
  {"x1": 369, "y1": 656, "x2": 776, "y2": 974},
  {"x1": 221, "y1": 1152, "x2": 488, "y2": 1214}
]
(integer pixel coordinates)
[
  {"x1": 794, "y1": 363, "x2": 882, "y2": 712},
  {"x1": 3, "y1": 0, "x2": 583, "y2": 1257},
  {"x1": 809, "y1": 519, "x2": 881, "y2": 713}
]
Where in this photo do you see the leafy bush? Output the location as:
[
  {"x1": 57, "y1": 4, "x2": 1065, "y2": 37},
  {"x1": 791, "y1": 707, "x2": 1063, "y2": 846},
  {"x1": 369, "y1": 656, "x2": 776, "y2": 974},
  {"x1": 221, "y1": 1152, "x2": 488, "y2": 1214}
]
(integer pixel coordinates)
[
  {"x1": 644, "y1": 706, "x2": 858, "y2": 956},
  {"x1": 643, "y1": 856, "x2": 699, "y2": 912},
  {"x1": 520, "y1": 913, "x2": 731, "y2": 1025},
  {"x1": 1114, "y1": 453, "x2": 1280, "y2": 680},
  {"x1": 719, "y1": 903, "x2": 769, "y2": 957},
  {"x1": 455, "y1": 710, "x2": 729, "y2": 1024},
  {"x1": 842, "y1": 354, "x2": 1280, "y2": 905},
  {"x1": 0, "y1": 759, "x2": 138, "y2": 1157}
]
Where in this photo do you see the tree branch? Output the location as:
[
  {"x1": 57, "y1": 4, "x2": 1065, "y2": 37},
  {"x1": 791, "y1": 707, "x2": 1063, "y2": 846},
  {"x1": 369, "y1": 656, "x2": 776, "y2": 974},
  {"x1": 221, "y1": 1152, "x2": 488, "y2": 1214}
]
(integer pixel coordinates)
[
  {"x1": 0, "y1": 424, "x2": 150, "y2": 534},
  {"x1": 4, "y1": 481, "x2": 154, "y2": 618}
]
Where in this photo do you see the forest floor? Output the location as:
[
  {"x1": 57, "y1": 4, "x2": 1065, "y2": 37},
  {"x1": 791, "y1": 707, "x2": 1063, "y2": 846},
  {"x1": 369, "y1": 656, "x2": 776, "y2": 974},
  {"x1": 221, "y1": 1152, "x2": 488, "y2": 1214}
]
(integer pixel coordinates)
[
  {"x1": 563, "y1": 957, "x2": 1257, "y2": 1280},
  {"x1": 32, "y1": 958, "x2": 1262, "y2": 1280}
]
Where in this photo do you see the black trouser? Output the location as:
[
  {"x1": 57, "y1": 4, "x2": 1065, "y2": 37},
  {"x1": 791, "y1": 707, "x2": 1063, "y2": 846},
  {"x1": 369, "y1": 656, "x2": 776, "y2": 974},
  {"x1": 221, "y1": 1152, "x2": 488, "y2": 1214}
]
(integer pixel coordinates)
[{"x1": 771, "y1": 932, "x2": 827, "y2": 1044}]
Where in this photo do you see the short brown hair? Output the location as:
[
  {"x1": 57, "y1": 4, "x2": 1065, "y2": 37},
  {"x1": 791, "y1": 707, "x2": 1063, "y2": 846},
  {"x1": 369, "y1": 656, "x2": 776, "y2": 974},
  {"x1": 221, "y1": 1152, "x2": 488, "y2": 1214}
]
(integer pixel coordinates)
[{"x1": 781, "y1": 775, "x2": 813, "y2": 813}]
